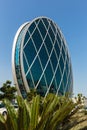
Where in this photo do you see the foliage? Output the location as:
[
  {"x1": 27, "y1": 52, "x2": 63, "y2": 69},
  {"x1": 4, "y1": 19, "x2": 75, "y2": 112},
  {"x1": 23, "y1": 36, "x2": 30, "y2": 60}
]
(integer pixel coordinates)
[
  {"x1": 0, "y1": 93, "x2": 76, "y2": 130},
  {"x1": 0, "y1": 80, "x2": 17, "y2": 101},
  {"x1": 26, "y1": 88, "x2": 37, "y2": 102}
]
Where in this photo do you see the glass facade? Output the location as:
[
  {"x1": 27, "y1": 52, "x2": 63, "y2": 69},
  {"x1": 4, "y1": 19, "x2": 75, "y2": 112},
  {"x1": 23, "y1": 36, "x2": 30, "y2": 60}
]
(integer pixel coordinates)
[{"x1": 12, "y1": 17, "x2": 73, "y2": 98}]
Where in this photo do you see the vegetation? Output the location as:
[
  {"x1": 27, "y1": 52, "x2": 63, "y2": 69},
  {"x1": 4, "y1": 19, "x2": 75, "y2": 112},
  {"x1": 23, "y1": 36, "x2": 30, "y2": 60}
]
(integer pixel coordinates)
[
  {"x1": 0, "y1": 81, "x2": 87, "y2": 130},
  {"x1": 0, "y1": 80, "x2": 17, "y2": 101},
  {"x1": 26, "y1": 88, "x2": 37, "y2": 102},
  {"x1": 0, "y1": 93, "x2": 77, "y2": 130}
]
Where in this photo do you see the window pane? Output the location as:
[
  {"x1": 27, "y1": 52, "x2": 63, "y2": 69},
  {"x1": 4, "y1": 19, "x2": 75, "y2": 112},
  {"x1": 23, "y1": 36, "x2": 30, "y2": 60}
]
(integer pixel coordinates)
[
  {"x1": 57, "y1": 33, "x2": 61, "y2": 48},
  {"x1": 24, "y1": 39, "x2": 36, "y2": 66},
  {"x1": 54, "y1": 41, "x2": 60, "y2": 59},
  {"x1": 29, "y1": 22, "x2": 36, "y2": 34},
  {"x1": 23, "y1": 53, "x2": 28, "y2": 74},
  {"x1": 39, "y1": 45, "x2": 48, "y2": 68},
  {"x1": 59, "y1": 56, "x2": 64, "y2": 73},
  {"x1": 48, "y1": 27, "x2": 55, "y2": 43},
  {"x1": 45, "y1": 34, "x2": 52, "y2": 54},
  {"x1": 24, "y1": 31, "x2": 30, "y2": 46},
  {"x1": 26, "y1": 73, "x2": 34, "y2": 88},
  {"x1": 38, "y1": 20, "x2": 47, "y2": 38},
  {"x1": 55, "y1": 66, "x2": 61, "y2": 88},
  {"x1": 32, "y1": 28, "x2": 42, "y2": 50},
  {"x1": 31, "y1": 58, "x2": 42, "y2": 82},
  {"x1": 50, "y1": 21, "x2": 56, "y2": 33},
  {"x1": 50, "y1": 50, "x2": 57, "y2": 71},
  {"x1": 44, "y1": 62, "x2": 53, "y2": 86},
  {"x1": 42, "y1": 18, "x2": 49, "y2": 29}
]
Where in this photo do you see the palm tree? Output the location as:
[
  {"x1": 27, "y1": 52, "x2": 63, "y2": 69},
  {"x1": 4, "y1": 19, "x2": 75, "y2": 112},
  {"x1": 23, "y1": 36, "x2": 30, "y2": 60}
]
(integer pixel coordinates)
[{"x1": 0, "y1": 93, "x2": 76, "y2": 130}]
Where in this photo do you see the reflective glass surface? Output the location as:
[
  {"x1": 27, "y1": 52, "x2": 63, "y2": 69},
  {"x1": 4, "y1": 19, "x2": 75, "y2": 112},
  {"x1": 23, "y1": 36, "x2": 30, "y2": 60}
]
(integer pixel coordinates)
[
  {"x1": 14, "y1": 26, "x2": 28, "y2": 98},
  {"x1": 14, "y1": 17, "x2": 73, "y2": 97}
]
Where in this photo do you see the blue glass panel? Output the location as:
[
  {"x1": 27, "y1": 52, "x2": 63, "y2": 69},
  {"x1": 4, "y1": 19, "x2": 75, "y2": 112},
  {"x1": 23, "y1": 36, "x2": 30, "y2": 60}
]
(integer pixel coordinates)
[
  {"x1": 26, "y1": 73, "x2": 34, "y2": 88},
  {"x1": 62, "y1": 41, "x2": 66, "y2": 51},
  {"x1": 50, "y1": 50, "x2": 57, "y2": 71},
  {"x1": 67, "y1": 78, "x2": 70, "y2": 92},
  {"x1": 24, "y1": 31, "x2": 30, "y2": 46},
  {"x1": 48, "y1": 27, "x2": 55, "y2": 43},
  {"x1": 45, "y1": 34, "x2": 52, "y2": 54},
  {"x1": 38, "y1": 20, "x2": 46, "y2": 38},
  {"x1": 39, "y1": 45, "x2": 48, "y2": 68},
  {"x1": 55, "y1": 66, "x2": 61, "y2": 88},
  {"x1": 15, "y1": 27, "x2": 26, "y2": 66},
  {"x1": 31, "y1": 58, "x2": 42, "y2": 82},
  {"x1": 29, "y1": 22, "x2": 36, "y2": 34},
  {"x1": 59, "y1": 82, "x2": 64, "y2": 95},
  {"x1": 57, "y1": 28, "x2": 61, "y2": 38},
  {"x1": 40, "y1": 75, "x2": 46, "y2": 86},
  {"x1": 62, "y1": 47, "x2": 66, "y2": 61},
  {"x1": 24, "y1": 39, "x2": 36, "y2": 66},
  {"x1": 32, "y1": 28, "x2": 42, "y2": 50},
  {"x1": 50, "y1": 21, "x2": 56, "y2": 33},
  {"x1": 42, "y1": 18, "x2": 49, "y2": 29},
  {"x1": 66, "y1": 73, "x2": 71, "y2": 92},
  {"x1": 57, "y1": 33, "x2": 61, "y2": 48},
  {"x1": 65, "y1": 61, "x2": 68, "y2": 75},
  {"x1": 67, "y1": 53, "x2": 69, "y2": 62},
  {"x1": 15, "y1": 33, "x2": 22, "y2": 65},
  {"x1": 15, "y1": 49, "x2": 19, "y2": 66},
  {"x1": 23, "y1": 53, "x2": 28, "y2": 74},
  {"x1": 53, "y1": 79, "x2": 58, "y2": 91},
  {"x1": 63, "y1": 71, "x2": 67, "y2": 88},
  {"x1": 54, "y1": 41, "x2": 60, "y2": 59},
  {"x1": 59, "y1": 56, "x2": 64, "y2": 73},
  {"x1": 45, "y1": 62, "x2": 53, "y2": 85}
]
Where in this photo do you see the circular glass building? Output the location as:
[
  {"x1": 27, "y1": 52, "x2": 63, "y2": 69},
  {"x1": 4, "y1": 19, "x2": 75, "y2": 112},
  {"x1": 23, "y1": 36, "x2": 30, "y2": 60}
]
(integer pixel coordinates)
[{"x1": 12, "y1": 17, "x2": 73, "y2": 98}]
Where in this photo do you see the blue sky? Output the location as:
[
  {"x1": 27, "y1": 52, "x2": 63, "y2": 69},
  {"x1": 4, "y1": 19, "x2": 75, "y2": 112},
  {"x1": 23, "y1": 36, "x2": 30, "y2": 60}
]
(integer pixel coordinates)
[{"x1": 0, "y1": 0, "x2": 87, "y2": 97}]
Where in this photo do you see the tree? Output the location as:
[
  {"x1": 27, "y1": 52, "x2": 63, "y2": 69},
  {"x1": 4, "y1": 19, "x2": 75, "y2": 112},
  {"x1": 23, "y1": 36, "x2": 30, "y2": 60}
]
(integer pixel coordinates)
[
  {"x1": 0, "y1": 80, "x2": 17, "y2": 101},
  {"x1": 0, "y1": 93, "x2": 76, "y2": 130}
]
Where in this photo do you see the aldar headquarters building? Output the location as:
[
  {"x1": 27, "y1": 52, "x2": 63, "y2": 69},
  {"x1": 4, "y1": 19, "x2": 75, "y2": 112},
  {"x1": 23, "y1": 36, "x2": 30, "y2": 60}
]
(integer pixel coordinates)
[{"x1": 12, "y1": 17, "x2": 73, "y2": 98}]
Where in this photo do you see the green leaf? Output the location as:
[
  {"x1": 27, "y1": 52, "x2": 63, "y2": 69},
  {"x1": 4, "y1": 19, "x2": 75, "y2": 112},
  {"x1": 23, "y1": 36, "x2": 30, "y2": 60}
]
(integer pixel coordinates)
[
  {"x1": 17, "y1": 96, "x2": 30, "y2": 130},
  {"x1": 0, "y1": 113, "x2": 6, "y2": 123},
  {"x1": 30, "y1": 95, "x2": 40, "y2": 130},
  {"x1": 3, "y1": 99, "x2": 18, "y2": 130}
]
